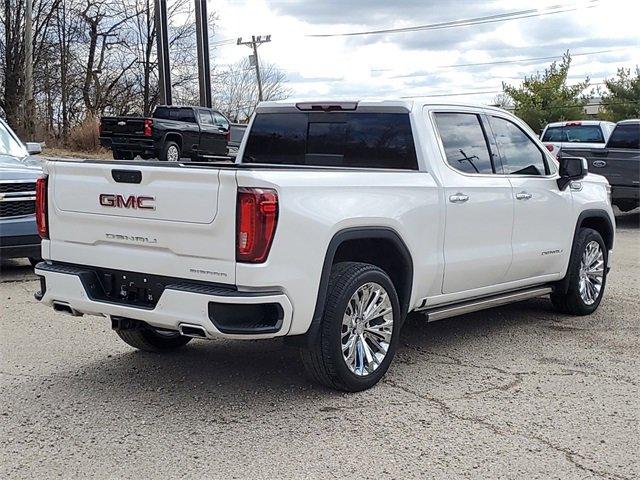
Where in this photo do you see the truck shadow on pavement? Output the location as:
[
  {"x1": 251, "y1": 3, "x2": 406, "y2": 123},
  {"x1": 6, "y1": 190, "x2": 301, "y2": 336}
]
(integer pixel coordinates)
[
  {"x1": 42, "y1": 296, "x2": 576, "y2": 407},
  {"x1": 615, "y1": 210, "x2": 639, "y2": 229}
]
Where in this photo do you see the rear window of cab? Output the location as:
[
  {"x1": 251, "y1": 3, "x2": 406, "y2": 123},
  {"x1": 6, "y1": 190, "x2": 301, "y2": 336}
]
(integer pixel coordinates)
[
  {"x1": 542, "y1": 125, "x2": 605, "y2": 143},
  {"x1": 243, "y1": 112, "x2": 418, "y2": 170}
]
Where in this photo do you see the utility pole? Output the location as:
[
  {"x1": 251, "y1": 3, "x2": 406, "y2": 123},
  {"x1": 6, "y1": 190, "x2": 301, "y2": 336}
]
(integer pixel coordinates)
[
  {"x1": 24, "y1": 0, "x2": 34, "y2": 136},
  {"x1": 155, "y1": 0, "x2": 172, "y2": 105},
  {"x1": 237, "y1": 35, "x2": 271, "y2": 101},
  {"x1": 194, "y1": 0, "x2": 212, "y2": 107}
]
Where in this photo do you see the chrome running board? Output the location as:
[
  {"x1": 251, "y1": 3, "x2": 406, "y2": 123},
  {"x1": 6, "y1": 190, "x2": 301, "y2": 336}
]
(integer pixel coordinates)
[{"x1": 419, "y1": 286, "x2": 553, "y2": 322}]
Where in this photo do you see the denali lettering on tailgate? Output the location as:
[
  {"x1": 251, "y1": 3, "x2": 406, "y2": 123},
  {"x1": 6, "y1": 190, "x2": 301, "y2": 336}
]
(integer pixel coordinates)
[
  {"x1": 105, "y1": 233, "x2": 158, "y2": 244},
  {"x1": 99, "y1": 194, "x2": 155, "y2": 210}
]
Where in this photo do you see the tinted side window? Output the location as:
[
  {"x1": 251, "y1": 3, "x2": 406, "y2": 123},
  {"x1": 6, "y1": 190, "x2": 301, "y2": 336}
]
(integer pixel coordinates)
[
  {"x1": 490, "y1": 116, "x2": 547, "y2": 176},
  {"x1": 607, "y1": 124, "x2": 640, "y2": 149},
  {"x1": 198, "y1": 110, "x2": 214, "y2": 125},
  {"x1": 153, "y1": 107, "x2": 170, "y2": 120},
  {"x1": 244, "y1": 113, "x2": 418, "y2": 169},
  {"x1": 434, "y1": 113, "x2": 494, "y2": 174},
  {"x1": 169, "y1": 108, "x2": 196, "y2": 123}
]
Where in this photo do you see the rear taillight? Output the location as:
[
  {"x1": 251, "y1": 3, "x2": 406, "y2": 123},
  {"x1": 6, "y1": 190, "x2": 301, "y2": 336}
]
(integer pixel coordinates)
[
  {"x1": 143, "y1": 119, "x2": 153, "y2": 137},
  {"x1": 36, "y1": 176, "x2": 48, "y2": 239},
  {"x1": 236, "y1": 187, "x2": 278, "y2": 263},
  {"x1": 545, "y1": 144, "x2": 554, "y2": 152}
]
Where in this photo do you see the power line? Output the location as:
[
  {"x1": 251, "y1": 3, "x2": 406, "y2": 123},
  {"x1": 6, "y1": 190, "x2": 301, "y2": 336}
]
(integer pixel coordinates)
[
  {"x1": 390, "y1": 48, "x2": 634, "y2": 77},
  {"x1": 306, "y1": 1, "x2": 599, "y2": 38},
  {"x1": 399, "y1": 82, "x2": 607, "y2": 99}
]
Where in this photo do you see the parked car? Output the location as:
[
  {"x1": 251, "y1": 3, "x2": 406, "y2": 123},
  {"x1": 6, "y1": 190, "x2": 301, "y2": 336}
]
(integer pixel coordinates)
[
  {"x1": 541, "y1": 120, "x2": 616, "y2": 158},
  {"x1": 559, "y1": 119, "x2": 639, "y2": 212},
  {"x1": 100, "y1": 106, "x2": 231, "y2": 161},
  {"x1": 0, "y1": 118, "x2": 43, "y2": 265},
  {"x1": 227, "y1": 123, "x2": 247, "y2": 159},
  {"x1": 35, "y1": 100, "x2": 614, "y2": 391}
]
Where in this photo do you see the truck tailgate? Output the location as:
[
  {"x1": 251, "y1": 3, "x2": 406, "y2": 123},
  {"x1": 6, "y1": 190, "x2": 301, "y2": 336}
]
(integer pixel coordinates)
[
  {"x1": 46, "y1": 161, "x2": 237, "y2": 284},
  {"x1": 101, "y1": 117, "x2": 146, "y2": 136}
]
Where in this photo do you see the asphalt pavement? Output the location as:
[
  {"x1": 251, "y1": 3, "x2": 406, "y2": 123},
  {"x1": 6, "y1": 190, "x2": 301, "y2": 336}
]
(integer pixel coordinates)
[{"x1": 1, "y1": 212, "x2": 638, "y2": 479}]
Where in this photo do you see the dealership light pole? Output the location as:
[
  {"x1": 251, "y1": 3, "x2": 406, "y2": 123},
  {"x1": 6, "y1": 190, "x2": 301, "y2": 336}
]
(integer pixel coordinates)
[
  {"x1": 237, "y1": 35, "x2": 271, "y2": 102},
  {"x1": 194, "y1": 0, "x2": 212, "y2": 107},
  {"x1": 155, "y1": 0, "x2": 172, "y2": 105},
  {"x1": 24, "y1": 0, "x2": 34, "y2": 135}
]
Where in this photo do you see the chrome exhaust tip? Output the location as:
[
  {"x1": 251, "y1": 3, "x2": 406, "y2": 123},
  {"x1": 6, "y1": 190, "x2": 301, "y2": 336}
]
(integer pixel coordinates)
[
  {"x1": 178, "y1": 324, "x2": 208, "y2": 338},
  {"x1": 52, "y1": 301, "x2": 83, "y2": 317}
]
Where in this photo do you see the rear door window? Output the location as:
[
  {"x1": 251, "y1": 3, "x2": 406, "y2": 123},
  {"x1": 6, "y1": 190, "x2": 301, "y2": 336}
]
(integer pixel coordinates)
[
  {"x1": 607, "y1": 124, "x2": 640, "y2": 149},
  {"x1": 490, "y1": 116, "x2": 548, "y2": 176},
  {"x1": 198, "y1": 110, "x2": 214, "y2": 125},
  {"x1": 153, "y1": 107, "x2": 170, "y2": 120},
  {"x1": 171, "y1": 108, "x2": 196, "y2": 123},
  {"x1": 433, "y1": 113, "x2": 495, "y2": 174},
  {"x1": 244, "y1": 112, "x2": 418, "y2": 169}
]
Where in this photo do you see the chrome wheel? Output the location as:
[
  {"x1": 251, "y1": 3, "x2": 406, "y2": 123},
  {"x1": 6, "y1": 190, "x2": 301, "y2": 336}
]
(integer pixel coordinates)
[
  {"x1": 579, "y1": 240, "x2": 604, "y2": 305},
  {"x1": 341, "y1": 282, "x2": 394, "y2": 376},
  {"x1": 166, "y1": 145, "x2": 180, "y2": 162}
]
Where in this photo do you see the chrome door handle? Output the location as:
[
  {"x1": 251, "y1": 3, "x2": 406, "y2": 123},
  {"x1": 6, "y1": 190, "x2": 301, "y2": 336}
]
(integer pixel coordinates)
[
  {"x1": 449, "y1": 193, "x2": 469, "y2": 203},
  {"x1": 592, "y1": 160, "x2": 607, "y2": 168},
  {"x1": 515, "y1": 192, "x2": 532, "y2": 200}
]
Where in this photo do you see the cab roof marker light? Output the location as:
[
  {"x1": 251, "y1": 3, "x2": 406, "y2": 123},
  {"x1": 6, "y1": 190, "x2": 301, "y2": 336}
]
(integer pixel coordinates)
[{"x1": 295, "y1": 102, "x2": 358, "y2": 112}]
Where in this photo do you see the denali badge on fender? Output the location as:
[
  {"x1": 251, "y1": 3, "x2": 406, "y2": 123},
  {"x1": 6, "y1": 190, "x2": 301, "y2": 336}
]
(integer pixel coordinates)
[{"x1": 99, "y1": 194, "x2": 155, "y2": 210}]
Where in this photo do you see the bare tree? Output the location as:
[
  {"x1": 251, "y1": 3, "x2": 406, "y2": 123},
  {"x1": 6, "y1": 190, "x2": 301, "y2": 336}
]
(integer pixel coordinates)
[
  {"x1": 1, "y1": 0, "x2": 290, "y2": 149},
  {"x1": 492, "y1": 92, "x2": 513, "y2": 110},
  {"x1": 213, "y1": 57, "x2": 290, "y2": 122},
  {"x1": 77, "y1": 0, "x2": 138, "y2": 115},
  {"x1": 1, "y1": 0, "x2": 61, "y2": 132}
]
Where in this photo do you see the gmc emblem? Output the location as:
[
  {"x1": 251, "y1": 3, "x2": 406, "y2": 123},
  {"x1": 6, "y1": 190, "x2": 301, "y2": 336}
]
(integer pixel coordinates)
[{"x1": 99, "y1": 194, "x2": 155, "y2": 210}]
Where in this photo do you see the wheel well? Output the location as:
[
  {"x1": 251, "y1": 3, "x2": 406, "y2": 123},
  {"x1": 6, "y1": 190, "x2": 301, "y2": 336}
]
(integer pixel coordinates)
[
  {"x1": 580, "y1": 215, "x2": 613, "y2": 250},
  {"x1": 333, "y1": 237, "x2": 412, "y2": 316},
  {"x1": 164, "y1": 133, "x2": 182, "y2": 149}
]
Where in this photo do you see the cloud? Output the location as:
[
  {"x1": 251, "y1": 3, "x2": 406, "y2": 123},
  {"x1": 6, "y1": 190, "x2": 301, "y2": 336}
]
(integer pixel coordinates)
[
  {"x1": 268, "y1": 0, "x2": 498, "y2": 27},
  {"x1": 213, "y1": 0, "x2": 640, "y2": 104}
]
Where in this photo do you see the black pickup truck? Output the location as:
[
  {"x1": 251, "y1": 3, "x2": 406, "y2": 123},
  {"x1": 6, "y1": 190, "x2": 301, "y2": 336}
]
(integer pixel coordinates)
[
  {"x1": 100, "y1": 106, "x2": 231, "y2": 161},
  {"x1": 561, "y1": 119, "x2": 640, "y2": 212}
]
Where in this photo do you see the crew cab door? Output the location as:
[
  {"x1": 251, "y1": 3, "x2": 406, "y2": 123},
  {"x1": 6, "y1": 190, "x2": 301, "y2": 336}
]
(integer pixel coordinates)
[
  {"x1": 431, "y1": 110, "x2": 514, "y2": 294},
  {"x1": 212, "y1": 112, "x2": 230, "y2": 156},
  {"x1": 487, "y1": 114, "x2": 574, "y2": 281},
  {"x1": 589, "y1": 123, "x2": 640, "y2": 191},
  {"x1": 196, "y1": 109, "x2": 219, "y2": 156}
]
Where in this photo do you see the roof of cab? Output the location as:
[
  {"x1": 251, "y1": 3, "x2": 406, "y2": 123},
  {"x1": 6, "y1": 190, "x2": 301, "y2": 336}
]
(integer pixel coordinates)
[
  {"x1": 256, "y1": 98, "x2": 512, "y2": 113},
  {"x1": 543, "y1": 120, "x2": 616, "y2": 128}
]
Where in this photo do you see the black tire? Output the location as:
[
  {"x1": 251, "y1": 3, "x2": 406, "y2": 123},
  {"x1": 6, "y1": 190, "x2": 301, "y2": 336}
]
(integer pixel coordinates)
[
  {"x1": 301, "y1": 262, "x2": 402, "y2": 392},
  {"x1": 112, "y1": 150, "x2": 133, "y2": 160},
  {"x1": 28, "y1": 257, "x2": 41, "y2": 267},
  {"x1": 161, "y1": 141, "x2": 181, "y2": 162},
  {"x1": 551, "y1": 228, "x2": 608, "y2": 316},
  {"x1": 116, "y1": 328, "x2": 192, "y2": 353}
]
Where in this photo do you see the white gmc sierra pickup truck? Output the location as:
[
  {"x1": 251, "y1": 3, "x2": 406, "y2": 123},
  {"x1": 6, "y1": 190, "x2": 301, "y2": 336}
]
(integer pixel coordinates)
[{"x1": 34, "y1": 100, "x2": 615, "y2": 391}]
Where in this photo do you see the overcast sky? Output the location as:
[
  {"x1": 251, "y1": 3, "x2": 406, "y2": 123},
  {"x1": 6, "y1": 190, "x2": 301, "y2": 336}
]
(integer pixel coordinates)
[{"x1": 208, "y1": 0, "x2": 640, "y2": 104}]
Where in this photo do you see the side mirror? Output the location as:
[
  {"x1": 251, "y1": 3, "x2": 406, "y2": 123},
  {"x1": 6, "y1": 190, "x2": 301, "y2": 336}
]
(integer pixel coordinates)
[
  {"x1": 25, "y1": 142, "x2": 42, "y2": 155},
  {"x1": 557, "y1": 156, "x2": 587, "y2": 190}
]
